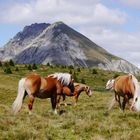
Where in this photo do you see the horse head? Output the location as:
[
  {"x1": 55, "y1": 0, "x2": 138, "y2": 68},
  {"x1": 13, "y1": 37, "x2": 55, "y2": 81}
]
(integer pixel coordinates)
[
  {"x1": 127, "y1": 74, "x2": 140, "y2": 112},
  {"x1": 85, "y1": 86, "x2": 93, "y2": 97},
  {"x1": 105, "y1": 79, "x2": 115, "y2": 90}
]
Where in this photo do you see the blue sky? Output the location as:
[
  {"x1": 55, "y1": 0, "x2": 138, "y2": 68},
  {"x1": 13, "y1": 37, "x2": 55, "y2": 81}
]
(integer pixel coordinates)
[{"x1": 0, "y1": 0, "x2": 140, "y2": 67}]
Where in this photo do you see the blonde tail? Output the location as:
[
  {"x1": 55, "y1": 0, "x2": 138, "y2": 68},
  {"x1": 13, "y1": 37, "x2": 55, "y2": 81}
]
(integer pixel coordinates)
[{"x1": 12, "y1": 78, "x2": 26, "y2": 114}]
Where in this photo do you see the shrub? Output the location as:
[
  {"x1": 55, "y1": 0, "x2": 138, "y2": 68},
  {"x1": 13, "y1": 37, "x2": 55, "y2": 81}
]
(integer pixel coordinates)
[
  {"x1": 92, "y1": 69, "x2": 98, "y2": 74},
  {"x1": 77, "y1": 67, "x2": 81, "y2": 72},
  {"x1": 0, "y1": 61, "x2": 2, "y2": 67},
  {"x1": 4, "y1": 67, "x2": 12, "y2": 74},
  {"x1": 3, "y1": 62, "x2": 9, "y2": 67},
  {"x1": 15, "y1": 67, "x2": 19, "y2": 71},
  {"x1": 32, "y1": 63, "x2": 38, "y2": 69},
  {"x1": 46, "y1": 63, "x2": 50, "y2": 66},
  {"x1": 68, "y1": 65, "x2": 74, "y2": 69},
  {"x1": 9, "y1": 59, "x2": 15, "y2": 66},
  {"x1": 27, "y1": 65, "x2": 32, "y2": 71}
]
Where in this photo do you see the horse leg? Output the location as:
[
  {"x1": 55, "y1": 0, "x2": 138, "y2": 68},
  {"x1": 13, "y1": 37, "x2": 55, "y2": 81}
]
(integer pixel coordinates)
[
  {"x1": 115, "y1": 91, "x2": 118, "y2": 101},
  {"x1": 117, "y1": 95, "x2": 122, "y2": 110},
  {"x1": 122, "y1": 95, "x2": 128, "y2": 111},
  {"x1": 56, "y1": 95, "x2": 61, "y2": 108},
  {"x1": 51, "y1": 94, "x2": 57, "y2": 114},
  {"x1": 62, "y1": 94, "x2": 67, "y2": 106},
  {"x1": 28, "y1": 95, "x2": 35, "y2": 115},
  {"x1": 53, "y1": 82, "x2": 63, "y2": 113},
  {"x1": 74, "y1": 95, "x2": 79, "y2": 106},
  {"x1": 23, "y1": 91, "x2": 28, "y2": 100}
]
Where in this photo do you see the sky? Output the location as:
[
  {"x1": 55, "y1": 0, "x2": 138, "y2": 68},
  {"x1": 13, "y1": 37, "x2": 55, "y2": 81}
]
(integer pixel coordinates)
[{"x1": 0, "y1": 0, "x2": 140, "y2": 67}]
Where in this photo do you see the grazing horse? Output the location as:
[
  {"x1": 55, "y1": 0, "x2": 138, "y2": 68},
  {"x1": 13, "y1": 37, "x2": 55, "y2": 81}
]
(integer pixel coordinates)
[
  {"x1": 12, "y1": 73, "x2": 74, "y2": 115},
  {"x1": 106, "y1": 74, "x2": 140, "y2": 111},
  {"x1": 57, "y1": 83, "x2": 92, "y2": 106}
]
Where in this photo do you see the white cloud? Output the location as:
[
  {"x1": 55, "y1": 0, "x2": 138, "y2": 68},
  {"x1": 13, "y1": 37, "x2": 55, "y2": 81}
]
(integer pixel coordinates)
[
  {"x1": 0, "y1": 0, "x2": 127, "y2": 26},
  {"x1": 118, "y1": 0, "x2": 140, "y2": 8},
  {"x1": 93, "y1": 3, "x2": 127, "y2": 25}
]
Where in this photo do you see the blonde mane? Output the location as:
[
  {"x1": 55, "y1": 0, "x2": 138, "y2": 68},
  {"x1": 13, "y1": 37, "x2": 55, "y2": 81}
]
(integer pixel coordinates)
[{"x1": 48, "y1": 72, "x2": 72, "y2": 86}]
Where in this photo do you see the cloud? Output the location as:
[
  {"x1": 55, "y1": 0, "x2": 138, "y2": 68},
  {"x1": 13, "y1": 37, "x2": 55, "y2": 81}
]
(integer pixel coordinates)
[
  {"x1": 118, "y1": 0, "x2": 140, "y2": 8},
  {"x1": 0, "y1": 0, "x2": 127, "y2": 26}
]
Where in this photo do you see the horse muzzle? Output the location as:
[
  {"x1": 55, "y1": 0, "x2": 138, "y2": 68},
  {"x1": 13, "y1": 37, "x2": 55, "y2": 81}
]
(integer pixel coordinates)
[{"x1": 130, "y1": 105, "x2": 137, "y2": 112}]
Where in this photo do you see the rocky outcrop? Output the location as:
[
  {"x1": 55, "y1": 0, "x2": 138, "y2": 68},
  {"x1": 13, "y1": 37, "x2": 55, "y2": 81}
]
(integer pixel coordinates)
[{"x1": 98, "y1": 59, "x2": 140, "y2": 75}]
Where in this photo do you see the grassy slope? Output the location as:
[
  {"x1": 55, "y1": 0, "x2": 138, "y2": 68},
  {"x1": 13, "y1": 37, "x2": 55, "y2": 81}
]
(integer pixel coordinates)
[{"x1": 0, "y1": 65, "x2": 140, "y2": 140}]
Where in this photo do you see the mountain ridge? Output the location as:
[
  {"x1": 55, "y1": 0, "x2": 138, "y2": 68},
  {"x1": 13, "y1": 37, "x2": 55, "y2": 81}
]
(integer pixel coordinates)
[{"x1": 0, "y1": 21, "x2": 139, "y2": 74}]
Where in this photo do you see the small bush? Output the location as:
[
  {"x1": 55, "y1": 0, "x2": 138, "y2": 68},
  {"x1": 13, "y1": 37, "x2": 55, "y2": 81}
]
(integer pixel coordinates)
[
  {"x1": 0, "y1": 61, "x2": 2, "y2": 67},
  {"x1": 77, "y1": 67, "x2": 81, "y2": 72},
  {"x1": 15, "y1": 67, "x2": 19, "y2": 71},
  {"x1": 4, "y1": 67, "x2": 12, "y2": 74},
  {"x1": 46, "y1": 63, "x2": 50, "y2": 66},
  {"x1": 68, "y1": 65, "x2": 74, "y2": 69},
  {"x1": 32, "y1": 63, "x2": 38, "y2": 69},
  {"x1": 9, "y1": 59, "x2": 15, "y2": 66},
  {"x1": 27, "y1": 65, "x2": 32, "y2": 71},
  {"x1": 92, "y1": 69, "x2": 98, "y2": 74}
]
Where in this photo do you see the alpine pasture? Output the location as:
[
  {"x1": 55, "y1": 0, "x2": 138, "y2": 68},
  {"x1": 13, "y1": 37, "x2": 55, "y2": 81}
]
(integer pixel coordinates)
[{"x1": 0, "y1": 63, "x2": 140, "y2": 140}]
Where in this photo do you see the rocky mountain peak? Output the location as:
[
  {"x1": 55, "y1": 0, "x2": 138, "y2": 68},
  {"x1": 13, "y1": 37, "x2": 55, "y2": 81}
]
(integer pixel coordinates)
[
  {"x1": 0, "y1": 21, "x2": 139, "y2": 74},
  {"x1": 14, "y1": 23, "x2": 50, "y2": 42}
]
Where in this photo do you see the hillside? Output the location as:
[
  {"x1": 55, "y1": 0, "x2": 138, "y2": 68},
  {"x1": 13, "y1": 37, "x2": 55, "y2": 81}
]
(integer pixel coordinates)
[{"x1": 0, "y1": 21, "x2": 139, "y2": 74}]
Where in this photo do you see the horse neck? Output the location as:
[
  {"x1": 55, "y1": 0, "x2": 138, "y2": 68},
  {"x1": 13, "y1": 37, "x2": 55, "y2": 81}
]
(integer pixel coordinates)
[{"x1": 75, "y1": 86, "x2": 85, "y2": 95}]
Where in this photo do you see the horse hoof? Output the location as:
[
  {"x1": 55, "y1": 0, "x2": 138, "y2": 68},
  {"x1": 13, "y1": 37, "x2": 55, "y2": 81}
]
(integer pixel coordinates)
[
  {"x1": 54, "y1": 109, "x2": 58, "y2": 115},
  {"x1": 29, "y1": 111, "x2": 32, "y2": 115}
]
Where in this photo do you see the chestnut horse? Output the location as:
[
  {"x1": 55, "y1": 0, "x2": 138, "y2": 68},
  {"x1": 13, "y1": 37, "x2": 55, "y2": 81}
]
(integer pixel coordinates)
[
  {"x1": 57, "y1": 83, "x2": 92, "y2": 106},
  {"x1": 12, "y1": 73, "x2": 74, "y2": 115},
  {"x1": 106, "y1": 74, "x2": 140, "y2": 111}
]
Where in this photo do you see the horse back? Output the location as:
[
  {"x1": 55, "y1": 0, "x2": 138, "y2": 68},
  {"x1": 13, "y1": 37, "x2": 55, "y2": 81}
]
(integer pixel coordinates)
[
  {"x1": 25, "y1": 75, "x2": 42, "y2": 94},
  {"x1": 45, "y1": 77, "x2": 59, "y2": 91},
  {"x1": 115, "y1": 75, "x2": 135, "y2": 96}
]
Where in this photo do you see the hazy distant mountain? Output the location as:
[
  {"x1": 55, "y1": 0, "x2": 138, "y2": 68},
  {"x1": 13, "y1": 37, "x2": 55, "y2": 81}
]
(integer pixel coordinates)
[{"x1": 0, "y1": 21, "x2": 139, "y2": 74}]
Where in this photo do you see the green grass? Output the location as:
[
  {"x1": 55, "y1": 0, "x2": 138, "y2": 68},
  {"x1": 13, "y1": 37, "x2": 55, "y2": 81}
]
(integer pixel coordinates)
[{"x1": 0, "y1": 65, "x2": 140, "y2": 140}]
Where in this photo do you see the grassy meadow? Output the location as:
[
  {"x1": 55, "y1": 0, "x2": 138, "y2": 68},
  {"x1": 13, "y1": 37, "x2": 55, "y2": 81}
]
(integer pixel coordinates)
[{"x1": 0, "y1": 63, "x2": 140, "y2": 140}]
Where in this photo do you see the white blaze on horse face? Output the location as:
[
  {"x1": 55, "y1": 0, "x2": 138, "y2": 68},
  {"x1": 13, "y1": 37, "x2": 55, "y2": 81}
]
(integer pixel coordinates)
[
  {"x1": 88, "y1": 87, "x2": 93, "y2": 96},
  {"x1": 85, "y1": 86, "x2": 92, "y2": 97},
  {"x1": 130, "y1": 74, "x2": 140, "y2": 111},
  {"x1": 106, "y1": 79, "x2": 115, "y2": 90},
  {"x1": 132, "y1": 97, "x2": 140, "y2": 111}
]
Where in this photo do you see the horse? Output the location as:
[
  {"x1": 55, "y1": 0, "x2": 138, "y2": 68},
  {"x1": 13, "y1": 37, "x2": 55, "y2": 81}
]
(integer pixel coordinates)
[
  {"x1": 57, "y1": 83, "x2": 93, "y2": 106},
  {"x1": 106, "y1": 74, "x2": 140, "y2": 111},
  {"x1": 12, "y1": 72, "x2": 74, "y2": 115}
]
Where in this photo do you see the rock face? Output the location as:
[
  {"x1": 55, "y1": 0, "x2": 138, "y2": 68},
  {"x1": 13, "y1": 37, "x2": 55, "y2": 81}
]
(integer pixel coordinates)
[
  {"x1": 0, "y1": 21, "x2": 139, "y2": 74},
  {"x1": 98, "y1": 59, "x2": 140, "y2": 74}
]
